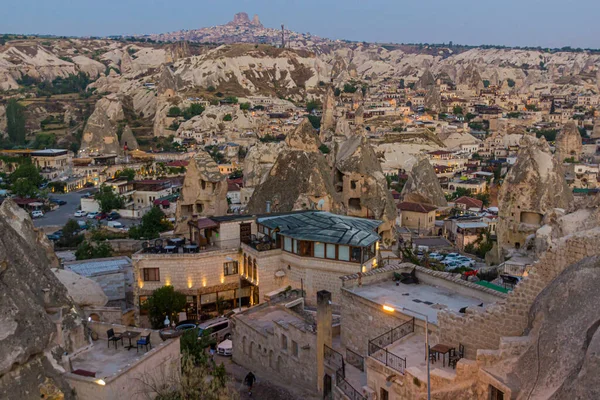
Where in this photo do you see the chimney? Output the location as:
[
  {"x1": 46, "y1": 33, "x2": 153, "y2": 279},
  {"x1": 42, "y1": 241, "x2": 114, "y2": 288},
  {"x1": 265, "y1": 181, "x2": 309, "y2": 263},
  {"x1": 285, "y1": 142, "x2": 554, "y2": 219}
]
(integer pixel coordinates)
[
  {"x1": 266, "y1": 201, "x2": 271, "y2": 213},
  {"x1": 316, "y1": 290, "x2": 333, "y2": 395}
]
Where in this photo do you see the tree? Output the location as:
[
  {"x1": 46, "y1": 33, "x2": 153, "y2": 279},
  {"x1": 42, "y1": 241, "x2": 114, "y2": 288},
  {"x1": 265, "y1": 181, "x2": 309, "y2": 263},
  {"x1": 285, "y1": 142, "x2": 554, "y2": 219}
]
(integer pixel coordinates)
[
  {"x1": 334, "y1": 88, "x2": 341, "y2": 97},
  {"x1": 143, "y1": 286, "x2": 187, "y2": 329},
  {"x1": 207, "y1": 85, "x2": 216, "y2": 92},
  {"x1": 399, "y1": 79, "x2": 405, "y2": 89},
  {"x1": 306, "y1": 99, "x2": 321, "y2": 113},
  {"x1": 6, "y1": 99, "x2": 26, "y2": 145},
  {"x1": 507, "y1": 78, "x2": 516, "y2": 88},
  {"x1": 475, "y1": 192, "x2": 490, "y2": 207},
  {"x1": 343, "y1": 83, "x2": 358, "y2": 93},
  {"x1": 239, "y1": 102, "x2": 251, "y2": 111},
  {"x1": 451, "y1": 187, "x2": 471, "y2": 199},
  {"x1": 94, "y1": 184, "x2": 124, "y2": 213},
  {"x1": 453, "y1": 106, "x2": 463, "y2": 115},
  {"x1": 32, "y1": 133, "x2": 57, "y2": 149},
  {"x1": 307, "y1": 115, "x2": 321, "y2": 130},
  {"x1": 10, "y1": 162, "x2": 43, "y2": 198},
  {"x1": 75, "y1": 240, "x2": 113, "y2": 260},
  {"x1": 128, "y1": 206, "x2": 171, "y2": 239},
  {"x1": 167, "y1": 106, "x2": 181, "y2": 117},
  {"x1": 222, "y1": 114, "x2": 232, "y2": 122},
  {"x1": 115, "y1": 168, "x2": 136, "y2": 181},
  {"x1": 57, "y1": 219, "x2": 84, "y2": 248},
  {"x1": 182, "y1": 103, "x2": 205, "y2": 120}
]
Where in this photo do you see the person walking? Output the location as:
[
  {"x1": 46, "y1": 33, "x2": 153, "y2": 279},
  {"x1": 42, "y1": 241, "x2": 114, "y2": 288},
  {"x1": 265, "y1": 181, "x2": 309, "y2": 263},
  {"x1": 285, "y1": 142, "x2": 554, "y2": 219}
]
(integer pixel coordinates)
[{"x1": 244, "y1": 371, "x2": 256, "y2": 396}]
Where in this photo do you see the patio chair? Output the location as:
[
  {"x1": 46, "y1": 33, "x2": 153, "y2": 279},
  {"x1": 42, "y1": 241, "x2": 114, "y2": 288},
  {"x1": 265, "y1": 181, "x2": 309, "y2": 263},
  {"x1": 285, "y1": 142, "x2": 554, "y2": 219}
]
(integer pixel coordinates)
[
  {"x1": 428, "y1": 346, "x2": 437, "y2": 363},
  {"x1": 449, "y1": 343, "x2": 465, "y2": 369},
  {"x1": 154, "y1": 239, "x2": 163, "y2": 249},
  {"x1": 107, "y1": 329, "x2": 123, "y2": 349},
  {"x1": 136, "y1": 334, "x2": 152, "y2": 353}
]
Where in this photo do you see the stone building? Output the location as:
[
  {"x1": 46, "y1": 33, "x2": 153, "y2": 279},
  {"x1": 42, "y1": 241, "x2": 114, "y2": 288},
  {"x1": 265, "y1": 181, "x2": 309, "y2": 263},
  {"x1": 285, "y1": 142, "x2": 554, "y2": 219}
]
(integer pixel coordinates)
[
  {"x1": 397, "y1": 201, "x2": 437, "y2": 234},
  {"x1": 174, "y1": 150, "x2": 228, "y2": 236}
]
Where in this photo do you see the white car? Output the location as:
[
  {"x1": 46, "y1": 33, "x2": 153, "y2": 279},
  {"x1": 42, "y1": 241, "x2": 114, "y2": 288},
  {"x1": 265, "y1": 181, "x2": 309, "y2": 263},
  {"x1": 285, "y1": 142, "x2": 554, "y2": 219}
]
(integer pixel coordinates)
[
  {"x1": 31, "y1": 210, "x2": 44, "y2": 218},
  {"x1": 217, "y1": 339, "x2": 232, "y2": 356},
  {"x1": 428, "y1": 252, "x2": 445, "y2": 261},
  {"x1": 74, "y1": 210, "x2": 87, "y2": 217},
  {"x1": 87, "y1": 212, "x2": 98, "y2": 219}
]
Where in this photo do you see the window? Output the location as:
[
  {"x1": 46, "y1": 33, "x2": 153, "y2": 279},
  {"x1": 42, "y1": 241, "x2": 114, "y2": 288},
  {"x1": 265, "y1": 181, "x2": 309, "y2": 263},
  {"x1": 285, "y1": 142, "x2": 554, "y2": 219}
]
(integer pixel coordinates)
[
  {"x1": 143, "y1": 268, "x2": 160, "y2": 282},
  {"x1": 314, "y1": 242, "x2": 325, "y2": 258},
  {"x1": 380, "y1": 388, "x2": 389, "y2": 400},
  {"x1": 326, "y1": 244, "x2": 336, "y2": 259},
  {"x1": 224, "y1": 261, "x2": 239, "y2": 276},
  {"x1": 351, "y1": 247, "x2": 361, "y2": 263},
  {"x1": 281, "y1": 334, "x2": 288, "y2": 350},
  {"x1": 284, "y1": 237, "x2": 292, "y2": 252},
  {"x1": 293, "y1": 239, "x2": 298, "y2": 254},
  {"x1": 338, "y1": 245, "x2": 350, "y2": 261},
  {"x1": 211, "y1": 322, "x2": 229, "y2": 333},
  {"x1": 489, "y1": 386, "x2": 504, "y2": 400},
  {"x1": 299, "y1": 241, "x2": 312, "y2": 257},
  {"x1": 292, "y1": 340, "x2": 299, "y2": 357},
  {"x1": 139, "y1": 296, "x2": 149, "y2": 315},
  {"x1": 350, "y1": 180, "x2": 357, "y2": 189}
]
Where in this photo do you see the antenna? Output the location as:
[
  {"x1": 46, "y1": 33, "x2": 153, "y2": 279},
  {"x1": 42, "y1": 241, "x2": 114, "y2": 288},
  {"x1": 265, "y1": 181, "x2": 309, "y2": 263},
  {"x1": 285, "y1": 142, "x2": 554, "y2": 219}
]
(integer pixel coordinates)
[{"x1": 281, "y1": 24, "x2": 285, "y2": 48}]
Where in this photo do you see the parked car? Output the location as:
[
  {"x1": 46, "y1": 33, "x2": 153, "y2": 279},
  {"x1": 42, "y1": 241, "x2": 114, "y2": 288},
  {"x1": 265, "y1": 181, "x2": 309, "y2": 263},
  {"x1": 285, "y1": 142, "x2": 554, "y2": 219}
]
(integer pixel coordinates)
[
  {"x1": 217, "y1": 339, "x2": 233, "y2": 356},
  {"x1": 428, "y1": 252, "x2": 445, "y2": 261},
  {"x1": 107, "y1": 221, "x2": 123, "y2": 229},
  {"x1": 107, "y1": 212, "x2": 121, "y2": 221},
  {"x1": 445, "y1": 253, "x2": 460, "y2": 259},
  {"x1": 87, "y1": 212, "x2": 98, "y2": 219},
  {"x1": 31, "y1": 210, "x2": 44, "y2": 218},
  {"x1": 50, "y1": 198, "x2": 67, "y2": 206},
  {"x1": 95, "y1": 213, "x2": 108, "y2": 220},
  {"x1": 47, "y1": 233, "x2": 61, "y2": 241},
  {"x1": 197, "y1": 317, "x2": 232, "y2": 343},
  {"x1": 74, "y1": 210, "x2": 87, "y2": 217},
  {"x1": 52, "y1": 230, "x2": 63, "y2": 238},
  {"x1": 77, "y1": 220, "x2": 88, "y2": 230}
]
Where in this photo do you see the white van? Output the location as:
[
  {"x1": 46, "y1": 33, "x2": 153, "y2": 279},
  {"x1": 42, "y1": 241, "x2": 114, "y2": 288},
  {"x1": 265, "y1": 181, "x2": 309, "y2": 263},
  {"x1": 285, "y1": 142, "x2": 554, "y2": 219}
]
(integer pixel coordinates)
[
  {"x1": 31, "y1": 210, "x2": 44, "y2": 218},
  {"x1": 107, "y1": 221, "x2": 123, "y2": 229}
]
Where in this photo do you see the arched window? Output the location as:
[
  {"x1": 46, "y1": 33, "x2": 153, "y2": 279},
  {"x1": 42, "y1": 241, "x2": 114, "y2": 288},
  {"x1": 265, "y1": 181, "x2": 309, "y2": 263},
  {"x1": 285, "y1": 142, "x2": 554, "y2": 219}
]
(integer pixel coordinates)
[
  {"x1": 243, "y1": 254, "x2": 247, "y2": 276},
  {"x1": 249, "y1": 341, "x2": 255, "y2": 359},
  {"x1": 253, "y1": 259, "x2": 258, "y2": 281},
  {"x1": 242, "y1": 336, "x2": 247, "y2": 354}
]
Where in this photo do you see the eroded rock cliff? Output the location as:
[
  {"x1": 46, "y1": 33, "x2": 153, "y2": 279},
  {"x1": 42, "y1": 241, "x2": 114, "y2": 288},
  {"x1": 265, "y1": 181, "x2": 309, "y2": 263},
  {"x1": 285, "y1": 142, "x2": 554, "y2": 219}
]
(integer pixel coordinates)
[{"x1": 400, "y1": 155, "x2": 447, "y2": 207}]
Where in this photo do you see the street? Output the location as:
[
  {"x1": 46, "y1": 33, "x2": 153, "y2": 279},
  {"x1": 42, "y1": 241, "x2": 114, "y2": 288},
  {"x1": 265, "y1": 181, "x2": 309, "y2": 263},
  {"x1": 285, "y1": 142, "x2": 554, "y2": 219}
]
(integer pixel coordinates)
[{"x1": 33, "y1": 189, "x2": 137, "y2": 230}]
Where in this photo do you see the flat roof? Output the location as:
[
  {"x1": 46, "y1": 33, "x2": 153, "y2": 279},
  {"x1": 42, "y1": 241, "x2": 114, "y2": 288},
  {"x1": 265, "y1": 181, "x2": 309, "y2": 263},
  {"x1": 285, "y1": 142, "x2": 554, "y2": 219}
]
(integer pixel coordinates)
[
  {"x1": 348, "y1": 280, "x2": 486, "y2": 324},
  {"x1": 258, "y1": 211, "x2": 382, "y2": 247},
  {"x1": 236, "y1": 304, "x2": 314, "y2": 335},
  {"x1": 64, "y1": 257, "x2": 131, "y2": 277},
  {"x1": 412, "y1": 237, "x2": 453, "y2": 247},
  {"x1": 456, "y1": 222, "x2": 488, "y2": 229}
]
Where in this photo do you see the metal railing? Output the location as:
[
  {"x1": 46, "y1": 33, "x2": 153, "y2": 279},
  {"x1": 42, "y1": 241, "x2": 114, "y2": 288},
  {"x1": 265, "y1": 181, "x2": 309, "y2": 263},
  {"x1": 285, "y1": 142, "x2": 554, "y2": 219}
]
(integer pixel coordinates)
[
  {"x1": 367, "y1": 318, "x2": 414, "y2": 374},
  {"x1": 346, "y1": 348, "x2": 365, "y2": 372},
  {"x1": 335, "y1": 366, "x2": 366, "y2": 400},
  {"x1": 324, "y1": 344, "x2": 345, "y2": 376},
  {"x1": 368, "y1": 318, "x2": 415, "y2": 352}
]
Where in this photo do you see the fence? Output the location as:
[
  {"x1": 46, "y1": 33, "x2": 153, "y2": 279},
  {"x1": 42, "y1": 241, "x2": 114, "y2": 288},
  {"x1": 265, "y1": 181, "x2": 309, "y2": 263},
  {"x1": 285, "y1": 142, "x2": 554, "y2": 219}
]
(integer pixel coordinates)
[
  {"x1": 346, "y1": 348, "x2": 364, "y2": 372},
  {"x1": 367, "y1": 318, "x2": 414, "y2": 374},
  {"x1": 324, "y1": 344, "x2": 345, "y2": 376},
  {"x1": 335, "y1": 366, "x2": 366, "y2": 400}
]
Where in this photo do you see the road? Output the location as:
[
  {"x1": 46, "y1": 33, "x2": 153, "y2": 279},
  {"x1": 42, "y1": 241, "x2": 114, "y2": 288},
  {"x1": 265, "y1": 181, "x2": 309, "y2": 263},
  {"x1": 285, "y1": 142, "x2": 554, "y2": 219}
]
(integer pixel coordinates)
[{"x1": 33, "y1": 189, "x2": 137, "y2": 230}]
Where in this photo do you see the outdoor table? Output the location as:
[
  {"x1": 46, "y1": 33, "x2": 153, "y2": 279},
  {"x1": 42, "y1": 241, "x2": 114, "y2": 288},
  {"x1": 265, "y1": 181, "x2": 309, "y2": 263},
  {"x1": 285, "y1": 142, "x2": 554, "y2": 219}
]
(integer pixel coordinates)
[
  {"x1": 431, "y1": 344, "x2": 454, "y2": 367},
  {"x1": 164, "y1": 245, "x2": 177, "y2": 253},
  {"x1": 121, "y1": 331, "x2": 141, "y2": 350},
  {"x1": 184, "y1": 245, "x2": 199, "y2": 253}
]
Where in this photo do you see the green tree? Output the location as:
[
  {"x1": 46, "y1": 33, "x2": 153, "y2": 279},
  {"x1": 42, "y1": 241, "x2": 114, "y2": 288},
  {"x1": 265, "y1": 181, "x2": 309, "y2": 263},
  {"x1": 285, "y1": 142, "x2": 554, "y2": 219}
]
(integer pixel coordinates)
[
  {"x1": 32, "y1": 133, "x2": 57, "y2": 149},
  {"x1": 334, "y1": 87, "x2": 341, "y2": 97},
  {"x1": 451, "y1": 187, "x2": 471, "y2": 199},
  {"x1": 75, "y1": 240, "x2": 113, "y2": 260},
  {"x1": 182, "y1": 103, "x2": 205, "y2": 120},
  {"x1": 207, "y1": 85, "x2": 216, "y2": 92},
  {"x1": 143, "y1": 285, "x2": 187, "y2": 329},
  {"x1": 507, "y1": 78, "x2": 516, "y2": 88},
  {"x1": 306, "y1": 100, "x2": 321, "y2": 113},
  {"x1": 128, "y1": 206, "x2": 171, "y2": 240},
  {"x1": 343, "y1": 83, "x2": 358, "y2": 93},
  {"x1": 167, "y1": 106, "x2": 181, "y2": 117},
  {"x1": 307, "y1": 115, "x2": 321, "y2": 130},
  {"x1": 239, "y1": 102, "x2": 251, "y2": 111},
  {"x1": 10, "y1": 162, "x2": 43, "y2": 198},
  {"x1": 453, "y1": 106, "x2": 463, "y2": 115},
  {"x1": 6, "y1": 98, "x2": 27, "y2": 145},
  {"x1": 222, "y1": 114, "x2": 232, "y2": 122},
  {"x1": 94, "y1": 185, "x2": 124, "y2": 213},
  {"x1": 483, "y1": 80, "x2": 490, "y2": 88},
  {"x1": 115, "y1": 168, "x2": 136, "y2": 181},
  {"x1": 57, "y1": 219, "x2": 85, "y2": 248},
  {"x1": 319, "y1": 144, "x2": 330, "y2": 154},
  {"x1": 475, "y1": 192, "x2": 490, "y2": 207}
]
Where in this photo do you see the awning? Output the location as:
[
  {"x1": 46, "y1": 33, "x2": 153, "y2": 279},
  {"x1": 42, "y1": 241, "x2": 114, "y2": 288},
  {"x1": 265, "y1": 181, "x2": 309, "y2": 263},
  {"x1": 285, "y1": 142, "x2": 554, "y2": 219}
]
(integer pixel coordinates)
[
  {"x1": 188, "y1": 217, "x2": 218, "y2": 230},
  {"x1": 154, "y1": 199, "x2": 171, "y2": 206}
]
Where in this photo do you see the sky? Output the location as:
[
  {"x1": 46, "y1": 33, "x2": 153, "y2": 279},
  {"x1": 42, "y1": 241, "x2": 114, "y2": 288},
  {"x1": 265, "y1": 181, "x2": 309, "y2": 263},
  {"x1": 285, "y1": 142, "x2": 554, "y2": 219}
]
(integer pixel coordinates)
[{"x1": 2, "y1": 0, "x2": 600, "y2": 49}]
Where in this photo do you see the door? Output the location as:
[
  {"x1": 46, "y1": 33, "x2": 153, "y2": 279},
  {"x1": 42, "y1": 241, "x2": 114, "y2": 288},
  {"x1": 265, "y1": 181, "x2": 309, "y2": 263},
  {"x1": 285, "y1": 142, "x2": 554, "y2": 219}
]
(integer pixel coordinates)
[
  {"x1": 323, "y1": 374, "x2": 332, "y2": 399},
  {"x1": 240, "y1": 223, "x2": 252, "y2": 243}
]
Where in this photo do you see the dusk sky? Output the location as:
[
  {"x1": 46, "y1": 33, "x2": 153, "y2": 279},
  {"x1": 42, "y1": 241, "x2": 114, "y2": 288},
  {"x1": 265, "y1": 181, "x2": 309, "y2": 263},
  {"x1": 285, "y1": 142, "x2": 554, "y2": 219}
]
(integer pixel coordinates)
[{"x1": 3, "y1": 0, "x2": 599, "y2": 48}]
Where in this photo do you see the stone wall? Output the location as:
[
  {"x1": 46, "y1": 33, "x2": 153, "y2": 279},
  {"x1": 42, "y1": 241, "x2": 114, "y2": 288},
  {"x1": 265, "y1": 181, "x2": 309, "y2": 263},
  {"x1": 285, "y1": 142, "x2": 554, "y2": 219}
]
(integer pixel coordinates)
[
  {"x1": 438, "y1": 228, "x2": 600, "y2": 358},
  {"x1": 232, "y1": 306, "x2": 318, "y2": 397}
]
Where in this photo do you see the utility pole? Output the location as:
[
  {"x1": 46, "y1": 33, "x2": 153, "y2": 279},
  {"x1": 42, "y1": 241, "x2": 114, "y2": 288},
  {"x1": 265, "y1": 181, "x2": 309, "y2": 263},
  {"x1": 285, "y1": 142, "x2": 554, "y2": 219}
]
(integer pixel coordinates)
[{"x1": 281, "y1": 24, "x2": 285, "y2": 48}]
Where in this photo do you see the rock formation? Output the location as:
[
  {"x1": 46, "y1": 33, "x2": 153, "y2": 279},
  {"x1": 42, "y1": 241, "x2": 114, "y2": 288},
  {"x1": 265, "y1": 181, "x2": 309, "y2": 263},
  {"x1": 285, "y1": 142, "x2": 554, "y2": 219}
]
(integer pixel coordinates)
[
  {"x1": 555, "y1": 121, "x2": 583, "y2": 162},
  {"x1": 458, "y1": 65, "x2": 484, "y2": 91},
  {"x1": 52, "y1": 269, "x2": 109, "y2": 307},
  {"x1": 174, "y1": 150, "x2": 229, "y2": 235},
  {"x1": 501, "y1": 256, "x2": 600, "y2": 399},
  {"x1": 247, "y1": 119, "x2": 341, "y2": 213},
  {"x1": 243, "y1": 141, "x2": 287, "y2": 188},
  {"x1": 120, "y1": 125, "x2": 139, "y2": 151},
  {"x1": 496, "y1": 136, "x2": 573, "y2": 253},
  {"x1": 79, "y1": 94, "x2": 124, "y2": 156},
  {"x1": 354, "y1": 105, "x2": 365, "y2": 131},
  {"x1": 0, "y1": 199, "x2": 87, "y2": 400},
  {"x1": 592, "y1": 119, "x2": 600, "y2": 139},
  {"x1": 321, "y1": 86, "x2": 336, "y2": 133},
  {"x1": 335, "y1": 136, "x2": 397, "y2": 244},
  {"x1": 424, "y1": 85, "x2": 441, "y2": 112},
  {"x1": 417, "y1": 70, "x2": 435, "y2": 90},
  {"x1": 400, "y1": 155, "x2": 447, "y2": 207}
]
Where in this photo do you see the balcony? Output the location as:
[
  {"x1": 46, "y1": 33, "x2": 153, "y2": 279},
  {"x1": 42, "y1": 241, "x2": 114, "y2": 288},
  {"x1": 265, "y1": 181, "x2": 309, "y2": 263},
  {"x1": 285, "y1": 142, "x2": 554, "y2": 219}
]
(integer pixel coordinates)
[{"x1": 242, "y1": 234, "x2": 281, "y2": 252}]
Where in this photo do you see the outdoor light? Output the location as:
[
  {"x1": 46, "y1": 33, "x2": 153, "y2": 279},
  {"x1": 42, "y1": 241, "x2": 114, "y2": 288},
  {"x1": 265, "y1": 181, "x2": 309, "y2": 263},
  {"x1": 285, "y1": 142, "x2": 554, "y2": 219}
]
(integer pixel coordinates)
[
  {"x1": 164, "y1": 316, "x2": 170, "y2": 327},
  {"x1": 95, "y1": 379, "x2": 106, "y2": 386},
  {"x1": 383, "y1": 305, "x2": 395, "y2": 312}
]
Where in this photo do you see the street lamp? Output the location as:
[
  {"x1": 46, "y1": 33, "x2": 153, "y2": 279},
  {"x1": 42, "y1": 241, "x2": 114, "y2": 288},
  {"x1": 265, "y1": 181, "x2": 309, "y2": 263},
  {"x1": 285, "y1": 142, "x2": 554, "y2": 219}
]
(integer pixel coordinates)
[
  {"x1": 225, "y1": 256, "x2": 242, "y2": 312},
  {"x1": 383, "y1": 305, "x2": 430, "y2": 400}
]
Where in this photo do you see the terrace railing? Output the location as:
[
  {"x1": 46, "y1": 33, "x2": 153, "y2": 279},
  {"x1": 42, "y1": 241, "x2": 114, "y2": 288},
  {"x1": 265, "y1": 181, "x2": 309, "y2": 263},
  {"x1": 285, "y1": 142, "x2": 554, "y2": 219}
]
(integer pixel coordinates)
[
  {"x1": 346, "y1": 348, "x2": 365, "y2": 372},
  {"x1": 335, "y1": 366, "x2": 366, "y2": 400},
  {"x1": 367, "y1": 318, "x2": 414, "y2": 374},
  {"x1": 324, "y1": 344, "x2": 345, "y2": 376}
]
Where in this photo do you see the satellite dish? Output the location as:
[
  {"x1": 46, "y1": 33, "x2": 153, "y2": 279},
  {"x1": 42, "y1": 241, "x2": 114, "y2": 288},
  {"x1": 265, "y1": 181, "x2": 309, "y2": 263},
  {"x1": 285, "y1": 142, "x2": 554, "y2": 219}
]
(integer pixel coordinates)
[{"x1": 317, "y1": 199, "x2": 325, "y2": 210}]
